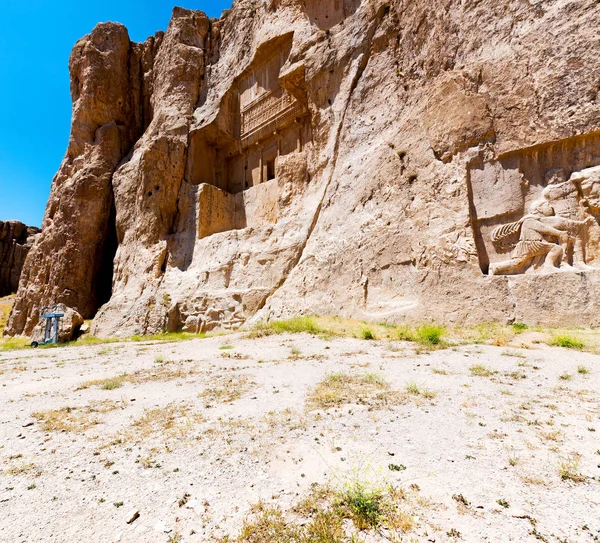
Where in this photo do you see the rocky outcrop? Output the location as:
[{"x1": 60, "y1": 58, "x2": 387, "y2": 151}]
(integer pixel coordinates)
[
  {"x1": 6, "y1": 0, "x2": 600, "y2": 338},
  {"x1": 0, "y1": 221, "x2": 40, "y2": 297}
]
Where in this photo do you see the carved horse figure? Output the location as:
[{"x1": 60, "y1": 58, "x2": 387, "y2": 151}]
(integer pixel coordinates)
[{"x1": 489, "y1": 200, "x2": 591, "y2": 275}]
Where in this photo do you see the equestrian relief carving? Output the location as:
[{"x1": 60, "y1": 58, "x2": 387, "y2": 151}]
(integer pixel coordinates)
[{"x1": 489, "y1": 165, "x2": 600, "y2": 275}]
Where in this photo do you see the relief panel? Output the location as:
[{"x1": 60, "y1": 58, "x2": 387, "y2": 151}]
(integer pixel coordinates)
[{"x1": 468, "y1": 132, "x2": 600, "y2": 275}]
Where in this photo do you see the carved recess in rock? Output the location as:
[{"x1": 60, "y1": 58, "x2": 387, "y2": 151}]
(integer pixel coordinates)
[
  {"x1": 468, "y1": 132, "x2": 600, "y2": 275},
  {"x1": 185, "y1": 33, "x2": 311, "y2": 238}
]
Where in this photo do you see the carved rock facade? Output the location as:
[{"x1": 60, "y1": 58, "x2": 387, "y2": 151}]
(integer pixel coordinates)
[
  {"x1": 6, "y1": 0, "x2": 600, "y2": 336},
  {"x1": 0, "y1": 221, "x2": 40, "y2": 297}
]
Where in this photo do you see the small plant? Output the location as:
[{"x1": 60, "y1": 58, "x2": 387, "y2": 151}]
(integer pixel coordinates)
[
  {"x1": 469, "y1": 364, "x2": 494, "y2": 377},
  {"x1": 452, "y1": 494, "x2": 470, "y2": 507},
  {"x1": 167, "y1": 532, "x2": 182, "y2": 543},
  {"x1": 558, "y1": 372, "x2": 573, "y2": 381},
  {"x1": 340, "y1": 482, "x2": 386, "y2": 530},
  {"x1": 113, "y1": 501, "x2": 124, "y2": 508},
  {"x1": 361, "y1": 328, "x2": 375, "y2": 340},
  {"x1": 405, "y1": 382, "x2": 420, "y2": 395},
  {"x1": 415, "y1": 324, "x2": 445, "y2": 346},
  {"x1": 27, "y1": 483, "x2": 36, "y2": 490},
  {"x1": 396, "y1": 323, "x2": 446, "y2": 347},
  {"x1": 405, "y1": 382, "x2": 436, "y2": 399},
  {"x1": 577, "y1": 365, "x2": 590, "y2": 375},
  {"x1": 289, "y1": 345, "x2": 302, "y2": 357},
  {"x1": 388, "y1": 464, "x2": 406, "y2": 471},
  {"x1": 178, "y1": 492, "x2": 191, "y2": 507},
  {"x1": 558, "y1": 454, "x2": 585, "y2": 483},
  {"x1": 219, "y1": 344, "x2": 234, "y2": 350},
  {"x1": 447, "y1": 528, "x2": 462, "y2": 539},
  {"x1": 154, "y1": 354, "x2": 165, "y2": 364},
  {"x1": 101, "y1": 378, "x2": 123, "y2": 390},
  {"x1": 512, "y1": 322, "x2": 528, "y2": 331},
  {"x1": 496, "y1": 498, "x2": 510, "y2": 508},
  {"x1": 549, "y1": 335, "x2": 585, "y2": 350}
]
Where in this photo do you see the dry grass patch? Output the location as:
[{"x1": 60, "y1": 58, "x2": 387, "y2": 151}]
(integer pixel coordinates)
[
  {"x1": 200, "y1": 374, "x2": 253, "y2": 404},
  {"x1": 469, "y1": 364, "x2": 495, "y2": 377},
  {"x1": 558, "y1": 453, "x2": 586, "y2": 483},
  {"x1": 520, "y1": 473, "x2": 548, "y2": 486},
  {"x1": 0, "y1": 337, "x2": 29, "y2": 351},
  {"x1": 33, "y1": 400, "x2": 124, "y2": 432},
  {"x1": 230, "y1": 481, "x2": 421, "y2": 542},
  {"x1": 404, "y1": 381, "x2": 437, "y2": 400},
  {"x1": 130, "y1": 402, "x2": 204, "y2": 441},
  {"x1": 4, "y1": 460, "x2": 41, "y2": 477},
  {"x1": 453, "y1": 323, "x2": 519, "y2": 346},
  {"x1": 307, "y1": 372, "x2": 401, "y2": 410},
  {"x1": 264, "y1": 408, "x2": 308, "y2": 432},
  {"x1": 75, "y1": 365, "x2": 195, "y2": 391}
]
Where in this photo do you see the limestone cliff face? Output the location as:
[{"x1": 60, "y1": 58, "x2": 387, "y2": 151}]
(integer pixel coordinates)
[
  {"x1": 6, "y1": 0, "x2": 600, "y2": 337},
  {"x1": 0, "y1": 221, "x2": 40, "y2": 297}
]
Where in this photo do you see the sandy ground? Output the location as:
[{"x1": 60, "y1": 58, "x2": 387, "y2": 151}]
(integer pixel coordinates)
[{"x1": 1, "y1": 333, "x2": 599, "y2": 542}]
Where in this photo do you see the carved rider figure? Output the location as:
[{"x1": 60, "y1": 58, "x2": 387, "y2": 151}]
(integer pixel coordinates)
[{"x1": 489, "y1": 199, "x2": 591, "y2": 276}]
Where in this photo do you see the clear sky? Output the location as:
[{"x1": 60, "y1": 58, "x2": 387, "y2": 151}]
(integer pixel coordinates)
[{"x1": 0, "y1": 0, "x2": 231, "y2": 227}]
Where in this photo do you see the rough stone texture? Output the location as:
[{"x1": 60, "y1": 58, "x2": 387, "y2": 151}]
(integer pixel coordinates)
[
  {"x1": 0, "y1": 221, "x2": 40, "y2": 297},
  {"x1": 6, "y1": 0, "x2": 600, "y2": 337}
]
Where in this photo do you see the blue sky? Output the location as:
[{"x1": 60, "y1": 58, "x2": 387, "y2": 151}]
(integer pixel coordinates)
[{"x1": 0, "y1": 0, "x2": 231, "y2": 227}]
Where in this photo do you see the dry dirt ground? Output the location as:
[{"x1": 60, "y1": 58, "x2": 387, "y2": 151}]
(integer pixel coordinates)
[{"x1": 1, "y1": 332, "x2": 599, "y2": 542}]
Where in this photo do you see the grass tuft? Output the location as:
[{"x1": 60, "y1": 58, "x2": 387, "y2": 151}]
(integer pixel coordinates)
[
  {"x1": 201, "y1": 375, "x2": 252, "y2": 404},
  {"x1": 361, "y1": 328, "x2": 375, "y2": 340},
  {"x1": 558, "y1": 454, "x2": 585, "y2": 483},
  {"x1": 307, "y1": 372, "x2": 401, "y2": 410},
  {"x1": 469, "y1": 364, "x2": 494, "y2": 377},
  {"x1": 33, "y1": 400, "x2": 122, "y2": 433},
  {"x1": 234, "y1": 480, "x2": 418, "y2": 542},
  {"x1": 250, "y1": 316, "x2": 324, "y2": 338},
  {"x1": 549, "y1": 335, "x2": 585, "y2": 350},
  {"x1": 404, "y1": 382, "x2": 436, "y2": 399}
]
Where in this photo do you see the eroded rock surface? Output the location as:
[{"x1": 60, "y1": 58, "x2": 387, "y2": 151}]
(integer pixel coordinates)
[
  {"x1": 0, "y1": 221, "x2": 40, "y2": 297},
  {"x1": 7, "y1": 0, "x2": 600, "y2": 337}
]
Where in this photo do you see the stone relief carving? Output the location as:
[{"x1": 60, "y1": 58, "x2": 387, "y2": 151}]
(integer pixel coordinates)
[
  {"x1": 467, "y1": 134, "x2": 600, "y2": 276},
  {"x1": 184, "y1": 34, "x2": 311, "y2": 241},
  {"x1": 489, "y1": 166, "x2": 599, "y2": 275},
  {"x1": 488, "y1": 198, "x2": 593, "y2": 275}
]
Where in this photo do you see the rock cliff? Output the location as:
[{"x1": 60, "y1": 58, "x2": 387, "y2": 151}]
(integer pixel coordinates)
[
  {"x1": 0, "y1": 221, "x2": 40, "y2": 297},
  {"x1": 6, "y1": 0, "x2": 600, "y2": 338}
]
